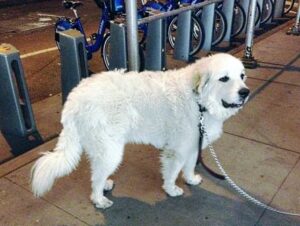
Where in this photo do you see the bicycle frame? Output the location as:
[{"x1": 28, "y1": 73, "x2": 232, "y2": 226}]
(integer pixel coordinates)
[{"x1": 55, "y1": 1, "x2": 111, "y2": 60}]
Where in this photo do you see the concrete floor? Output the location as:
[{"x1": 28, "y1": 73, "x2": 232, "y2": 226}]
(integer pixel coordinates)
[{"x1": 0, "y1": 20, "x2": 300, "y2": 225}]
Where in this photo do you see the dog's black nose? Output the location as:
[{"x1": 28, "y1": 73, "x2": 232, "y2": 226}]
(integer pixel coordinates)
[{"x1": 238, "y1": 88, "x2": 250, "y2": 99}]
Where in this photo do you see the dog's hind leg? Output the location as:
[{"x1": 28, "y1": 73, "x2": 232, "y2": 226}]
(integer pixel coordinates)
[
  {"x1": 182, "y1": 150, "x2": 202, "y2": 185},
  {"x1": 160, "y1": 150, "x2": 185, "y2": 197},
  {"x1": 87, "y1": 141, "x2": 124, "y2": 209}
]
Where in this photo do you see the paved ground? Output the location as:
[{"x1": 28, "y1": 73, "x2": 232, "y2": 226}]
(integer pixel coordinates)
[{"x1": 0, "y1": 1, "x2": 300, "y2": 225}]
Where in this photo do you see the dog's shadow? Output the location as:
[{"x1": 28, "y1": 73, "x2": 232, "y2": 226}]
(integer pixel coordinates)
[
  {"x1": 91, "y1": 145, "x2": 299, "y2": 226},
  {"x1": 99, "y1": 185, "x2": 257, "y2": 226}
]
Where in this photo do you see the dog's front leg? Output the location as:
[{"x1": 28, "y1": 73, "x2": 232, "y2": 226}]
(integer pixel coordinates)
[
  {"x1": 160, "y1": 150, "x2": 185, "y2": 197},
  {"x1": 182, "y1": 150, "x2": 202, "y2": 185}
]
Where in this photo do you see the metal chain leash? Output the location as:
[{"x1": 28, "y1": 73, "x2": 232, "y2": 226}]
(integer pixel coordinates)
[{"x1": 199, "y1": 113, "x2": 300, "y2": 217}]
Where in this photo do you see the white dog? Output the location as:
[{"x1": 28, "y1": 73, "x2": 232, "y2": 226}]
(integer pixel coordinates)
[{"x1": 31, "y1": 53, "x2": 249, "y2": 209}]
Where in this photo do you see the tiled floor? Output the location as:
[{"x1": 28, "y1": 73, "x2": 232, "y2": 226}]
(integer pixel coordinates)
[{"x1": 0, "y1": 22, "x2": 300, "y2": 226}]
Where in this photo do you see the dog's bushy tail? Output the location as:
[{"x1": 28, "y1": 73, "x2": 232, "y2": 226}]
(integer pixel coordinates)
[{"x1": 31, "y1": 119, "x2": 82, "y2": 197}]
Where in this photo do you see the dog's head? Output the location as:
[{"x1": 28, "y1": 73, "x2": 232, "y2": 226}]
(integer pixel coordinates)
[{"x1": 193, "y1": 53, "x2": 250, "y2": 120}]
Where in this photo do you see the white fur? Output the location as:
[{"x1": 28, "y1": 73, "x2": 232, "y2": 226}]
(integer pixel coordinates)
[{"x1": 31, "y1": 53, "x2": 248, "y2": 209}]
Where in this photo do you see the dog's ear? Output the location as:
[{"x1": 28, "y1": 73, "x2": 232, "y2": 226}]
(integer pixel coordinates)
[{"x1": 192, "y1": 72, "x2": 202, "y2": 93}]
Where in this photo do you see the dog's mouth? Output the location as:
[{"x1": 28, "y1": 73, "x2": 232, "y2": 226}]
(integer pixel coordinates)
[{"x1": 222, "y1": 99, "x2": 244, "y2": 109}]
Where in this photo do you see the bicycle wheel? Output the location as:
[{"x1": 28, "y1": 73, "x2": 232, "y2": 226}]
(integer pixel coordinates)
[
  {"x1": 283, "y1": 0, "x2": 295, "y2": 15},
  {"x1": 255, "y1": 3, "x2": 261, "y2": 26},
  {"x1": 231, "y1": 2, "x2": 246, "y2": 38},
  {"x1": 260, "y1": 0, "x2": 274, "y2": 24},
  {"x1": 101, "y1": 33, "x2": 145, "y2": 71},
  {"x1": 195, "y1": 8, "x2": 227, "y2": 46},
  {"x1": 167, "y1": 15, "x2": 205, "y2": 56}
]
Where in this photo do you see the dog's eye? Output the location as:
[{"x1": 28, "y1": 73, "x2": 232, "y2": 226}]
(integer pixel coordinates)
[
  {"x1": 241, "y1": 73, "x2": 246, "y2": 80},
  {"x1": 219, "y1": 76, "x2": 229, "y2": 82}
]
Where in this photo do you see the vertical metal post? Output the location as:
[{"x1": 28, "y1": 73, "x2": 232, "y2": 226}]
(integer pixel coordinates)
[
  {"x1": 0, "y1": 44, "x2": 43, "y2": 155},
  {"x1": 174, "y1": 10, "x2": 193, "y2": 62},
  {"x1": 201, "y1": 3, "x2": 216, "y2": 51},
  {"x1": 125, "y1": 0, "x2": 140, "y2": 71},
  {"x1": 286, "y1": 0, "x2": 300, "y2": 35},
  {"x1": 221, "y1": 0, "x2": 235, "y2": 43},
  {"x1": 242, "y1": 0, "x2": 258, "y2": 68},
  {"x1": 145, "y1": 19, "x2": 167, "y2": 71},
  {"x1": 58, "y1": 29, "x2": 89, "y2": 103},
  {"x1": 273, "y1": 0, "x2": 285, "y2": 19},
  {"x1": 109, "y1": 21, "x2": 128, "y2": 70}
]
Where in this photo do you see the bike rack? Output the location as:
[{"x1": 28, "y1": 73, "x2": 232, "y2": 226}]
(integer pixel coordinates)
[
  {"x1": 57, "y1": 29, "x2": 89, "y2": 103},
  {"x1": 174, "y1": 10, "x2": 194, "y2": 61},
  {"x1": 200, "y1": 3, "x2": 216, "y2": 51},
  {"x1": 221, "y1": 0, "x2": 234, "y2": 43},
  {"x1": 273, "y1": 0, "x2": 285, "y2": 19},
  {"x1": 109, "y1": 20, "x2": 128, "y2": 70},
  {"x1": 109, "y1": 0, "x2": 221, "y2": 69},
  {"x1": 145, "y1": 18, "x2": 167, "y2": 71},
  {"x1": 0, "y1": 44, "x2": 43, "y2": 155}
]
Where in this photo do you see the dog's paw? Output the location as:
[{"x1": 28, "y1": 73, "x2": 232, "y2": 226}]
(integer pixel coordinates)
[
  {"x1": 184, "y1": 174, "x2": 202, "y2": 185},
  {"x1": 104, "y1": 179, "x2": 114, "y2": 191},
  {"x1": 163, "y1": 184, "x2": 184, "y2": 197},
  {"x1": 91, "y1": 195, "x2": 113, "y2": 209}
]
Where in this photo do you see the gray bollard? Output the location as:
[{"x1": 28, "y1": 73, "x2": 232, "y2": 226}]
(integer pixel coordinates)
[
  {"x1": 58, "y1": 29, "x2": 89, "y2": 103},
  {"x1": 145, "y1": 18, "x2": 167, "y2": 71},
  {"x1": 174, "y1": 10, "x2": 193, "y2": 62},
  {"x1": 0, "y1": 44, "x2": 43, "y2": 155},
  {"x1": 241, "y1": 0, "x2": 258, "y2": 68},
  {"x1": 109, "y1": 21, "x2": 128, "y2": 70},
  {"x1": 221, "y1": 0, "x2": 235, "y2": 43},
  {"x1": 273, "y1": 0, "x2": 285, "y2": 19},
  {"x1": 200, "y1": 3, "x2": 216, "y2": 51}
]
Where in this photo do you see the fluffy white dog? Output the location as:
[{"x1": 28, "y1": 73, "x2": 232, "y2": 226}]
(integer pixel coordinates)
[{"x1": 31, "y1": 53, "x2": 249, "y2": 209}]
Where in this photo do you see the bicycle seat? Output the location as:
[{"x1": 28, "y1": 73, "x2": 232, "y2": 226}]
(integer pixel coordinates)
[{"x1": 63, "y1": 0, "x2": 83, "y2": 9}]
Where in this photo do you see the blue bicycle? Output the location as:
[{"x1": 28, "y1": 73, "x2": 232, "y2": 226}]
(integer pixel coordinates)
[{"x1": 55, "y1": 0, "x2": 120, "y2": 70}]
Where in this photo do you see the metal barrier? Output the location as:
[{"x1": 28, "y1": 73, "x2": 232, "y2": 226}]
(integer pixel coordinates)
[
  {"x1": 57, "y1": 29, "x2": 89, "y2": 103},
  {"x1": 110, "y1": 0, "x2": 222, "y2": 70},
  {"x1": 0, "y1": 44, "x2": 43, "y2": 155}
]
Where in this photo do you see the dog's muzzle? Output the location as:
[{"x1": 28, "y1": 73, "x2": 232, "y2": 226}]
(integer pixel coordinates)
[{"x1": 222, "y1": 88, "x2": 250, "y2": 109}]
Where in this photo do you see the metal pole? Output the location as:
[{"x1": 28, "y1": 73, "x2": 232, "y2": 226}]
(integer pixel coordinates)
[
  {"x1": 241, "y1": 0, "x2": 258, "y2": 68},
  {"x1": 125, "y1": 0, "x2": 139, "y2": 71},
  {"x1": 286, "y1": 0, "x2": 300, "y2": 35}
]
